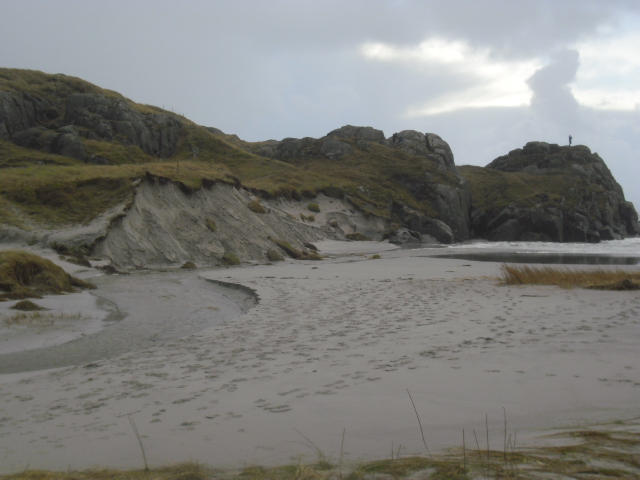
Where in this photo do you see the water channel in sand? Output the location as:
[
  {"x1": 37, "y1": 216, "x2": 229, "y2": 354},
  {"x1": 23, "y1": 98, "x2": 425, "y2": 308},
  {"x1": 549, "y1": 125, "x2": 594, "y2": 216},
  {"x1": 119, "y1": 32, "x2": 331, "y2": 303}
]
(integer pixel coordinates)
[{"x1": 0, "y1": 271, "x2": 257, "y2": 375}]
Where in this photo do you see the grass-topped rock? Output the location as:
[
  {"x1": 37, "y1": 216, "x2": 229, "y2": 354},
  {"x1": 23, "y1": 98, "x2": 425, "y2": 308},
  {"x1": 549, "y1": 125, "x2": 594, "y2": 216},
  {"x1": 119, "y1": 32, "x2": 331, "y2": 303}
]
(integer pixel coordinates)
[
  {"x1": 460, "y1": 142, "x2": 639, "y2": 242},
  {"x1": 0, "y1": 250, "x2": 95, "y2": 301}
]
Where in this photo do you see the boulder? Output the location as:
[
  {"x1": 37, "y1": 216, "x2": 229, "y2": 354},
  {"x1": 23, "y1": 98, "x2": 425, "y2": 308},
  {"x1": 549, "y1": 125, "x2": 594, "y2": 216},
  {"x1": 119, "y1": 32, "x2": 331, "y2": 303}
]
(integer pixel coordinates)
[
  {"x1": 388, "y1": 228, "x2": 421, "y2": 245},
  {"x1": 320, "y1": 137, "x2": 351, "y2": 159},
  {"x1": 389, "y1": 130, "x2": 457, "y2": 173}
]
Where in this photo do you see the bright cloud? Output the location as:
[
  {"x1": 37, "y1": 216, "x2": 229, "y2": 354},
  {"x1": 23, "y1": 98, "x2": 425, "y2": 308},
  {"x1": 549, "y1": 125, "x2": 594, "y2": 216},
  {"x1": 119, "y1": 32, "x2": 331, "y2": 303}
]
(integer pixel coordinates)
[
  {"x1": 361, "y1": 38, "x2": 542, "y2": 115},
  {"x1": 572, "y1": 24, "x2": 640, "y2": 110}
]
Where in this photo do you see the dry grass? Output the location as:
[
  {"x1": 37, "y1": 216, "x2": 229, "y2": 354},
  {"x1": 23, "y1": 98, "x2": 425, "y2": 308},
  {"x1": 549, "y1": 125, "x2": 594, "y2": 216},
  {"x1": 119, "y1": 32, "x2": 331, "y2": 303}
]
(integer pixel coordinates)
[
  {"x1": 0, "y1": 250, "x2": 95, "y2": 301},
  {"x1": 500, "y1": 264, "x2": 640, "y2": 290},
  {"x1": 273, "y1": 240, "x2": 322, "y2": 261},
  {"x1": 1, "y1": 422, "x2": 639, "y2": 480},
  {"x1": 3, "y1": 311, "x2": 88, "y2": 327}
]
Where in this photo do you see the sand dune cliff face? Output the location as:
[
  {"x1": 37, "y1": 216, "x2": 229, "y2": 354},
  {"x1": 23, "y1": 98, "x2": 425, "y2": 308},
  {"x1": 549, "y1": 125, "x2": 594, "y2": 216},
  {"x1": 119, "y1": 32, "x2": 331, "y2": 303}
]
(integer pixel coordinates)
[{"x1": 92, "y1": 176, "x2": 390, "y2": 267}]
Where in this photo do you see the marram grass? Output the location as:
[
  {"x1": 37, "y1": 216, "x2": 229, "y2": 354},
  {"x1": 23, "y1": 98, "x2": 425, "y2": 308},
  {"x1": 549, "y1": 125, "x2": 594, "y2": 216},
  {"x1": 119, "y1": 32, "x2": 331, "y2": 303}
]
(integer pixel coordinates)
[
  {"x1": 2, "y1": 424, "x2": 639, "y2": 480},
  {"x1": 500, "y1": 264, "x2": 640, "y2": 290}
]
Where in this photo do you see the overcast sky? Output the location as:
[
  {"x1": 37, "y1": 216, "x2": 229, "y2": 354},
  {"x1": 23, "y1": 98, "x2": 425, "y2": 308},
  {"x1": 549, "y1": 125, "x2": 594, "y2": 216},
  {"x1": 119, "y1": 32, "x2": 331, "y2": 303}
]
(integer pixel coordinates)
[{"x1": 2, "y1": 0, "x2": 639, "y2": 208}]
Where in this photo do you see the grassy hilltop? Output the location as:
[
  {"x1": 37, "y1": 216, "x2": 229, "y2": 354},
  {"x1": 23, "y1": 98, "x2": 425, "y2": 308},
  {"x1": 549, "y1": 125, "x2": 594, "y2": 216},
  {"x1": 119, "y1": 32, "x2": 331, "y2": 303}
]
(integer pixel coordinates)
[{"x1": 0, "y1": 68, "x2": 457, "y2": 230}]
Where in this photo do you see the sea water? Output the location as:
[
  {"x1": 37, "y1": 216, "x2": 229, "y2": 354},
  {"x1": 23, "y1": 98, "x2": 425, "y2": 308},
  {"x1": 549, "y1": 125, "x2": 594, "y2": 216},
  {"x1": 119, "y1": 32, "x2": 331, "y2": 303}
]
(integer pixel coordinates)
[{"x1": 438, "y1": 237, "x2": 640, "y2": 264}]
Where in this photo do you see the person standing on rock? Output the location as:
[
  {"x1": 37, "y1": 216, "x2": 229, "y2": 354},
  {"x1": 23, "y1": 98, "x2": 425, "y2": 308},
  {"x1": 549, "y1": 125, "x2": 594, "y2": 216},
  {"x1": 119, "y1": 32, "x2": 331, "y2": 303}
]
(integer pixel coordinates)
[{"x1": 569, "y1": 135, "x2": 573, "y2": 146}]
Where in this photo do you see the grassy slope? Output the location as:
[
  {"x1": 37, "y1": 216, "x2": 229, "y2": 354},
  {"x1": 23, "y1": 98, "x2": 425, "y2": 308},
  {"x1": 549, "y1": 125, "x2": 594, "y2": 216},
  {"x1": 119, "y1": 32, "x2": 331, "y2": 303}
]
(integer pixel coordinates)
[
  {"x1": 458, "y1": 164, "x2": 607, "y2": 212},
  {"x1": 1, "y1": 68, "x2": 459, "y2": 228}
]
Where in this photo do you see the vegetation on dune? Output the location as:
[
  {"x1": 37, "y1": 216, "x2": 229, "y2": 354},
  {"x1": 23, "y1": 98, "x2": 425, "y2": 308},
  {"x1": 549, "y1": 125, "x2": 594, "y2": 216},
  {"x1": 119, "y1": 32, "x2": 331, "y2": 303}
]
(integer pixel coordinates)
[
  {"x1": 0, "y1": 158, "x2": 235, "y2": 227},
  {"x1": 500, "y1": 264, "x2": 640, "y2": 290},
  {"x1": 266, "y1": 249, "x2": 284, "y2": 262},
  {"x1": 2, "y1": 423, "x2": 638, "y2": 479},
  {"x1": 221, "y1": 252, "x2": 241, "y2": 265},
  {"x1": 273, "y1": 239, "x2": 322, "y2": 261},
  {"x1": 0, "y1": 250, "x2": 95, "y2": 301},
  {"x1": 247, "y1": 198, "x2": 267, "y2": 214},
  {"x1": 346, "y1": 233, "x2": 371, "y2": 241},
  {"x1": 10, "y1": 299, "x2": 45, "y2": 311},
  {"x1": 205, "y1": 218, "x2": 217, "y2": 232}
]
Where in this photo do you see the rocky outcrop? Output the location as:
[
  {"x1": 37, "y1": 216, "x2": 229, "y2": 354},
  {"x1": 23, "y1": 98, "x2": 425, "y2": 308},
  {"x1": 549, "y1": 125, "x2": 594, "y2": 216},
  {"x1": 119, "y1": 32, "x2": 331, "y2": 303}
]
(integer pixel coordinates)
[
  {"x1": 469, "y1": 142, "x2": 639, "y2": 242},
  {"x1": 257, "y1": 126, "x2": 471, "y2": 243},
  {"x1": 0, "y1": 91, "x2": 56, "y2": 140},
  {"x1": 64, "y1": 94, "x2": 182, "y2": 158},
  {"x1": 1, "y1": 88, "x2": 182, "y2": 162},
  {"x1": 388, "y1": 130, "x2": 456, "y2": 174}
]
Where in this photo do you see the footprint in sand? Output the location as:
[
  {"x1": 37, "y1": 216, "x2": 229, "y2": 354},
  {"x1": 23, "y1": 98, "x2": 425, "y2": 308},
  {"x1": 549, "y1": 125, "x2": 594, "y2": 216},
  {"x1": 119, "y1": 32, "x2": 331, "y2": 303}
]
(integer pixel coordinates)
[{"x1": 264, "y1": 405, "x2": 291, "y2": 413}]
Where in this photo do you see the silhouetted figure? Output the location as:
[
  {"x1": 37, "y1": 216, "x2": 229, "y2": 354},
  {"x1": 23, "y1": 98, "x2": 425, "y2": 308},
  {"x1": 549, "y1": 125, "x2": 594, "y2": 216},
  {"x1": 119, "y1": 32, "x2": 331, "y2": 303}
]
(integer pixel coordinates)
[
  {"x1": 569, "y1": 135, "x2": 573, "y2": 146},
  {"x1": 392, "y1": 133, "x2": 397, "y2": 144}
]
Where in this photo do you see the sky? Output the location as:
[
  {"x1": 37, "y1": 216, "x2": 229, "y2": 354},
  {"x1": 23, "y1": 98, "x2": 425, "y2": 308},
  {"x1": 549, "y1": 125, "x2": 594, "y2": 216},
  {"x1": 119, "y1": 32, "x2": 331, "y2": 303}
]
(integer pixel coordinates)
[{"x1": 2, "y1": 0, "x2": 639, "y2": 208}]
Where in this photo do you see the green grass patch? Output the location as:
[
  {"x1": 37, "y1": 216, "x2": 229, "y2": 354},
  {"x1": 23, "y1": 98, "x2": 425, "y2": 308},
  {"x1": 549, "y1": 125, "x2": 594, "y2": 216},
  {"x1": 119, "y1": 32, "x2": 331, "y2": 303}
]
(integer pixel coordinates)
[{"x1": 307, "y1": 203, "x2": 320, "y2": 213}]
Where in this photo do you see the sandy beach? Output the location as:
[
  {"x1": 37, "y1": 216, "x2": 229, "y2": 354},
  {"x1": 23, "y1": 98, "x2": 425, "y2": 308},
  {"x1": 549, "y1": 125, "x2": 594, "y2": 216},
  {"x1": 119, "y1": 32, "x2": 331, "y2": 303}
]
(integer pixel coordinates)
[{"x1": 0, "y1": 241, "x2": 638, "y2": 473}]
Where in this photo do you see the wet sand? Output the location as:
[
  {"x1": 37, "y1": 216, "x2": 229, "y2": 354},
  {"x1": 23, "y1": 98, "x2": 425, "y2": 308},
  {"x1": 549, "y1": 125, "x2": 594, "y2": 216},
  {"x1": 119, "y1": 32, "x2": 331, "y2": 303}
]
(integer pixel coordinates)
[{"x1": 0, "y1": 242, "x2": 638, "y2": 473}]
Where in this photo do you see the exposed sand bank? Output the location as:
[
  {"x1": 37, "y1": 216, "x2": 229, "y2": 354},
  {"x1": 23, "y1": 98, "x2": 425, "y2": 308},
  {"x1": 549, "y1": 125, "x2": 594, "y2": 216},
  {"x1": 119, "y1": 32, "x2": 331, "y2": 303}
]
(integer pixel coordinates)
[{"x1": 0, "y1": 241, "x2": 638, "y2": 473}]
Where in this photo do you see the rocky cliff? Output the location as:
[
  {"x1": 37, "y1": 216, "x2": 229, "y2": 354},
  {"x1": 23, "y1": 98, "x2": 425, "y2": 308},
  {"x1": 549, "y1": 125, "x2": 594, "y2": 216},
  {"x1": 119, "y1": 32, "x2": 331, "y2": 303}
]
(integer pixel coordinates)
[
  {"x1": 249, "y1": 124, "x2": 472, "y2": 244},
  {"x1": 461, "y1": 141, "x2": 639, "y2": 242}
]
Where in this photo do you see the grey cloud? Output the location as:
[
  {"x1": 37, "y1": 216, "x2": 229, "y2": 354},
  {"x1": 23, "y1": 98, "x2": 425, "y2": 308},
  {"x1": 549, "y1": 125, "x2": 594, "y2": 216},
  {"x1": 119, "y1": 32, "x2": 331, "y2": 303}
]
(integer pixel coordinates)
[{"x1": 527, "y1": 49, "x2": 582, "y2": 126}]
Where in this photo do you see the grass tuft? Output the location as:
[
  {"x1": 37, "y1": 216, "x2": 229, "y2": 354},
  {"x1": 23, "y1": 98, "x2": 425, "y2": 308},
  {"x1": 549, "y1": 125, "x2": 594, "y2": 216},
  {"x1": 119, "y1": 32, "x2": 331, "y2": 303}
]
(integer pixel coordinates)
[
  {"x1": 500, "y1": 264, "x2": 640, "y2": 290},
  {"x1": 10, "y1": 300, "x2": 45, "y2": 311},
  {"x1": 221, "y1": 253, "x2": 241, "y2": 266},
  {"x1": 266, "y1": 249, "x2": 284, "y2": 262},
  {"x1": 247, "y1": 199, "x2": 267, "y2": 214},
  {"x1": 307, "y1": 203, "x2": 320, "y2": 213},
  {"x1": 0, "y1": 250, "x2": 95, "y2": 301},
  {"x1": 3, "y1": 311, "x2": 88, "y2": 327},
  {"x1": 205, "y1": 218, "x2": 217, "y2": 232}
]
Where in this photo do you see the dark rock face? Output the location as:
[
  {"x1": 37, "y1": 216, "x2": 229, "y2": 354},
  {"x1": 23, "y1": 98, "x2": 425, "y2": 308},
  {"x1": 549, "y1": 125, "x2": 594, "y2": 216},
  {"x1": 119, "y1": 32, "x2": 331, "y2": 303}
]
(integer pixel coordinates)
[
  {"x1": 1, "y1": 89, "x2": 181, "y2": 162},
  {"x1": 389, "y1": 130, "x2": 456, "y2": 174},
  {"x1": 64, "y1": 94, "x2": 181, "y2": 158},
  {"x1": 0, "y1": 92, "x2": 54, "y2": 140},
  {"x1": 472, "y1": 142, "x2": 639, "y2": 242}
]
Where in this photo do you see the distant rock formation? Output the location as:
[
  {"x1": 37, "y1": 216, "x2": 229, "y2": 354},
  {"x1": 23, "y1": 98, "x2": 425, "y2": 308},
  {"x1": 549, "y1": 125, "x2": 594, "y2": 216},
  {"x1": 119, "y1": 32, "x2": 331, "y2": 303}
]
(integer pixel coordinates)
[
  {"x1": 467, "y1": 141, "x2": 639, "y2": 242},
  {"x1": 254, "y1": 125, "x2": 472, "y2": 243}
]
